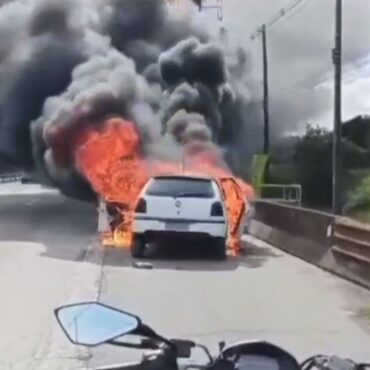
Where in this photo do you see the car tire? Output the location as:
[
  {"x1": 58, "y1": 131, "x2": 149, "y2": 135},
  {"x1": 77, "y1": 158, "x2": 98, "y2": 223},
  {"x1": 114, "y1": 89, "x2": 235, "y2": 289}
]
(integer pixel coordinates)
[
  {"x1": 131, "y1": 234, "x2": 146, "y2": 259},
  {"x1": 214, "y1": 237, "x2": 227, "y2": 260}
]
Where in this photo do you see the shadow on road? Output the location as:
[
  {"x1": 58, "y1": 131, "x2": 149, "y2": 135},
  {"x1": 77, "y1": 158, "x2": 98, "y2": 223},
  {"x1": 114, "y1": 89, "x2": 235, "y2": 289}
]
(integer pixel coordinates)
[
  {"x1": 147, "y1": 243, "x2": 240, "y2": 271},
  {"x1": 146, "y1": 258, "x2": 240, "y2": 272},
  {"x1": 99, "y1": 242, "x2": 240, "y2": 271},
  {"x1": 100, "y1": 240, "x2": 280, "y2": 272},
  {"x1": 0, "y1": 193, "x2": 96, "y2": 262}
]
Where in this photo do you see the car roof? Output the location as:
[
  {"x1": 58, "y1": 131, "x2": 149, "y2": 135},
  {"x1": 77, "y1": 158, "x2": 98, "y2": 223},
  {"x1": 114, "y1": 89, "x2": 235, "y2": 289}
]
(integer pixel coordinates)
[{"x1": 152, "y1": 173, "x2": 215, "y2": 182}]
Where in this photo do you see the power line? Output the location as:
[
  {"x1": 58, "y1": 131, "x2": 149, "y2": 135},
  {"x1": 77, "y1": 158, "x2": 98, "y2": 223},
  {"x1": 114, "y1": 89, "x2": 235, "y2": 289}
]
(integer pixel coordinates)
[
  {"x1": 268, "y1": 0, "x2": 313, "y2": 33},
  {"x1": 259, "y1": 53, "x2": 370, "y2": 98},
  {"x1": 250, "y1": 0, "x2": 311, "y2": 40},
  {"x1": 270, "y1": 63, "x2": 333, "y2": 94}
]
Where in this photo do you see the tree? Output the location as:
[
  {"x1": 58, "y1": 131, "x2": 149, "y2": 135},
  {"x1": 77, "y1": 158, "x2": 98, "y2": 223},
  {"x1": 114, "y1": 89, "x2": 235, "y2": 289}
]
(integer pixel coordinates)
[{"x1": 293, "y1": 125, "x2": 332, "y2": 207}]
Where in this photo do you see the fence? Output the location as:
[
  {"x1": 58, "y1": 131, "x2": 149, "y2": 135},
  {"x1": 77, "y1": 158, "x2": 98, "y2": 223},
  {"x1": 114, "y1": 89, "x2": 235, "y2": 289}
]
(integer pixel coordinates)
[{"x1": 260, "y1": 184, "x2": 302, "y2": 205}]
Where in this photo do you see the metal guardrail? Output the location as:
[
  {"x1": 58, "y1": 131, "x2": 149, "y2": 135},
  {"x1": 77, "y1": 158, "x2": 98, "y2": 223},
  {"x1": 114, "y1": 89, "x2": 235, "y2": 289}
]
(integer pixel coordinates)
[
  {"x1": 333, "y1": 217, "x2": 370, "y2": 263},
  {"x1": 259, "y1": 184, "x2": 302, "y2": 204},
  {"x1": 331, "y1": 217, "x2": 370, "y2": 289},
  {"x1": 0, "y1": 173, "x2": 22, "y2": 184}
]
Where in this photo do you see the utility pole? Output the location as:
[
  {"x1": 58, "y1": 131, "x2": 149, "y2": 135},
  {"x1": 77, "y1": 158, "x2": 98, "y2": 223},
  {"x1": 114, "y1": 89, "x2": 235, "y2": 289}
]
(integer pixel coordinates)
[
  {"x1": 262, "y1": 25, "x2": 270, "y2": 154},
  {"x1": 251, "y1": 25, "x2": 270, "y2": 154},
  {"x1": 332, "y1": 0, "x2": 342, "y2": 215},
  {"x1": 250, "y1": 0, "x2": 312, "y2": 154}
]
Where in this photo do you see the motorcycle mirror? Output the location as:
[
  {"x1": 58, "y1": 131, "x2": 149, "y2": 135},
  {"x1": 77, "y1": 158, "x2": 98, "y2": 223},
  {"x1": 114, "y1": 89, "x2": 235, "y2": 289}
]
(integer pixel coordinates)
[{"x1": 55, "y1": 302, "x2": 140, "y2": 347}]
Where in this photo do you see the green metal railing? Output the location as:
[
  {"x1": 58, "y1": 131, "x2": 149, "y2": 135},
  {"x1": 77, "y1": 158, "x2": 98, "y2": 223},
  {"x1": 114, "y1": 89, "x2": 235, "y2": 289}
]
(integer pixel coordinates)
[{"x1": 260, "y1": 184, "x2": 302, "y2": 205}]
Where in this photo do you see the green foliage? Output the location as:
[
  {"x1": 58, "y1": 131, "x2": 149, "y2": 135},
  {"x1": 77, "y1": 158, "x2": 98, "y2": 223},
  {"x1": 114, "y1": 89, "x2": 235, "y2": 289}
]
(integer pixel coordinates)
[
  {"x1": 267, "y1": 123, "x2": 370, "y2": 209},
  {"x1": 347, "y1": 175, "x2": 370, "y2": 209},
  {"x1": 268, "y1": 164, "x2": 296, "y2": 185},
  {"x1": 293, "y1": 125, "x2": 333, "y2": 206}
]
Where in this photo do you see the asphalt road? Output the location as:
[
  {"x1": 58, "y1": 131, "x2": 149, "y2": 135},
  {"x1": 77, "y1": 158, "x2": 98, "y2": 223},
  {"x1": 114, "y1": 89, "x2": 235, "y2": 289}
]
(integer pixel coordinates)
[
  {"x1": 0, "y1": 183, "x2": 98, "y2": 369},
  {"x1": 89, "y1": 240, "x2": 370, "y2": 368},
  {"x1": 0, "y1": 183, "x2": 370, "y2": 369}
]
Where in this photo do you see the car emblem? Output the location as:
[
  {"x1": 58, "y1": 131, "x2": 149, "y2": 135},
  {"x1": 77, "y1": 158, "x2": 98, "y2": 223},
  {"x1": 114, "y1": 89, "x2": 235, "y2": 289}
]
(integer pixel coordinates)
[{"x1": 175, "y1": 200, "x2": 182, "y2": 208}]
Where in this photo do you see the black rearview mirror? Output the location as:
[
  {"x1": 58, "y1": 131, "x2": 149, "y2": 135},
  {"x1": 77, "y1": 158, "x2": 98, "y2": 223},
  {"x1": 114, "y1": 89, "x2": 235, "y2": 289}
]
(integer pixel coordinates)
[{"x1": 55, "y1": 302, "x2": 140, "y2": 347}]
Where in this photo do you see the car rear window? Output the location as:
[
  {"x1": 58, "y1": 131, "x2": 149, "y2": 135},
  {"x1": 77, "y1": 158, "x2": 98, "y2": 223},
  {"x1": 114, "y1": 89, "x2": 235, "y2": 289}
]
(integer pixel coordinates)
[{"x1": 146, "y1": 177, "x2": 215, "y2": 198}]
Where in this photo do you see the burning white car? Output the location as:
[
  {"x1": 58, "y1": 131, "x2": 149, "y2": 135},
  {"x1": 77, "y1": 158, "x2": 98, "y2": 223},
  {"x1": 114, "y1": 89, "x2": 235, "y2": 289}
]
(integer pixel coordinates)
[{"x1": 131, "y1": 174, "x2": 230, "y2": 259}]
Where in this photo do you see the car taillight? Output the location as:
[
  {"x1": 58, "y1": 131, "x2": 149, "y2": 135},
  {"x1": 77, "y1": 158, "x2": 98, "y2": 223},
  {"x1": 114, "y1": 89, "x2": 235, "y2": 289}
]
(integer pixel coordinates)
[
  {"x1": 135, "y1": 198, "x2": 147, "y2": 213},
  {"x1": 211, "y1": 201, "x2": 223, "y2": 216}
]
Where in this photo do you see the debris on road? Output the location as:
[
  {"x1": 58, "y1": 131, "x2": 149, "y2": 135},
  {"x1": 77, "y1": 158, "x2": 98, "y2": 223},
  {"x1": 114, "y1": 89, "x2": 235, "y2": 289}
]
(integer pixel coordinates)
[{"x1": 132, "y1": 261, "x2": 154, "y2": 270}]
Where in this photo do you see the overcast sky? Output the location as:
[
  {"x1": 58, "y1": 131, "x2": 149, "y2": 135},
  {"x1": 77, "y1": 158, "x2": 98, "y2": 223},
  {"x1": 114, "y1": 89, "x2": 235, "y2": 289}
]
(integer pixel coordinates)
[{"x1": 199, "y1": 0, "x2": 370, "y2": 134}]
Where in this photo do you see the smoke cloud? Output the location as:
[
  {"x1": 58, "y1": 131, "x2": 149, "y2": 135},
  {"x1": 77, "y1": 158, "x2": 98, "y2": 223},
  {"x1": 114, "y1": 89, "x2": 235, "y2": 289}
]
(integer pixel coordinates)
[
  {"x1": 2, "y1": 0, "x2": 370, "y2": 198},
  {"x1": 0, "y1": 0, "x2": 256, "y2": 199}
]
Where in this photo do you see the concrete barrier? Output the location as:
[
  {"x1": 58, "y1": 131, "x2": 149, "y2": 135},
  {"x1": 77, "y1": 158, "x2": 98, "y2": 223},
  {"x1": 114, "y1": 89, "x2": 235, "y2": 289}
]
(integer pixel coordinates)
[
  {"x1": 249, "y1": 201, "x2": 333, "y2": 264},
  {"x1": 248, "y1": 201, "x2": 370, "y2": 290}
]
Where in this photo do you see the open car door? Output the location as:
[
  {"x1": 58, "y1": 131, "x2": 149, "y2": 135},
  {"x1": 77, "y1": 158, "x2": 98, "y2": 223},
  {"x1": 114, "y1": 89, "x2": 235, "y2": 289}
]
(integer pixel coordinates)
[{"x1": 218, "y1": 177, "x2": 247, "y2": 252}]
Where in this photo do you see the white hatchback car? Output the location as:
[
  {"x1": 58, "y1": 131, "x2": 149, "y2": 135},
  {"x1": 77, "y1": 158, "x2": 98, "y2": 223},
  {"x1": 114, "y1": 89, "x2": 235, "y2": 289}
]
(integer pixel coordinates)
[{"x1": 131, "y1": 175, "x2": 229, "y2": 259}]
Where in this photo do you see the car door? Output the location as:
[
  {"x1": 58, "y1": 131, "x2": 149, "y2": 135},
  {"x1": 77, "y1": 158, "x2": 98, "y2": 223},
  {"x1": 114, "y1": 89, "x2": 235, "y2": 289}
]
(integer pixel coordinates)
[{"x1": 218, "y1": 177, "x2": 246, "y2": 242}]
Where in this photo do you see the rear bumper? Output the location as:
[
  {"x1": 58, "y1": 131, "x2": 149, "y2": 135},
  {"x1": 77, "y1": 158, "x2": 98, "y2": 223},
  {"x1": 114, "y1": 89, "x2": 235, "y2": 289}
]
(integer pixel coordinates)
[{"x1": 133, "y1": 216, "x2": 227, "y2": 238}]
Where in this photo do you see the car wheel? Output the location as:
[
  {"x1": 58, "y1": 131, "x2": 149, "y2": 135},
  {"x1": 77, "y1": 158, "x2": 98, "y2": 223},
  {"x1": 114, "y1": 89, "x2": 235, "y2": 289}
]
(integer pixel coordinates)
[
  {"x1": 214, "y1": 237, "x2": 227, "y2": 260},
  {"x1": 131, "y1": 234, "x2": 146, "y2": 259}
]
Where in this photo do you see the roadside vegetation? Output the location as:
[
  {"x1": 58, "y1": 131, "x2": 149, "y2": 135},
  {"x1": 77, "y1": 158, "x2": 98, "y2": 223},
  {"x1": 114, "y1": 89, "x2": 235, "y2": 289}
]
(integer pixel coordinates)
[{"x1": 268, "y1": 117, "x2": 370, "y2": 220}]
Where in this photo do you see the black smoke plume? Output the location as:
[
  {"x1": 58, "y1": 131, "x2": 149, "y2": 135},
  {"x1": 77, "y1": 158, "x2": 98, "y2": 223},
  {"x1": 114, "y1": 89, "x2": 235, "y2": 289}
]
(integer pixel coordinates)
[{"x1": 0, "y1": 0, "x2": 257, "y2": 199}]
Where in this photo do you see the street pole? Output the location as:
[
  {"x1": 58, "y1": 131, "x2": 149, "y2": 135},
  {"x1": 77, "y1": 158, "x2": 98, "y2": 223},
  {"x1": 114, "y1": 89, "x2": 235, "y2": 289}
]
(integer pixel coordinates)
[
  {"x1": 251, "y1": 2, "x2": 310, "y2": 154},
  {"x1": 262, "y1": 25, "x2": 270, "y2": 154},
  {"x1": 332, "y1": 0, "x2": 342, "y2": 215}
]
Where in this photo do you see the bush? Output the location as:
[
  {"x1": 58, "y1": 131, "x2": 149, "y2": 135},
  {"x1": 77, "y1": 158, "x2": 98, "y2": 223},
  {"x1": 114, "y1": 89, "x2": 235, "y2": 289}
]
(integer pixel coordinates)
[
  {"x1": 347, "y1": 175, "x2": 370, "y2": 209},
  {"x1": 293, "y1": 125, "x2": 333, "y2": 206},
  {"x1": 268, "y1": 124, "x2": 370, "y2": 209}
]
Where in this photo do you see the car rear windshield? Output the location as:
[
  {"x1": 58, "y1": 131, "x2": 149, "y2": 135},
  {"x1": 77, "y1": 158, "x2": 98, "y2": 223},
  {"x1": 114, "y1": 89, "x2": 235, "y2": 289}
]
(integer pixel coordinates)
[{"x1": 146, "y1": 177, "x2": 215, "y2": 198}]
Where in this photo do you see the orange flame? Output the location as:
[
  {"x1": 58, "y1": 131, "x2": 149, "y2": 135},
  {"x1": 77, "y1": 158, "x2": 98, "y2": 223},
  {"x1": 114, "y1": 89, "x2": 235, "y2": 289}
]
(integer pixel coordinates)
[{"x1": 74, "y1": 116, "x2": 253, "y2": 254}]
